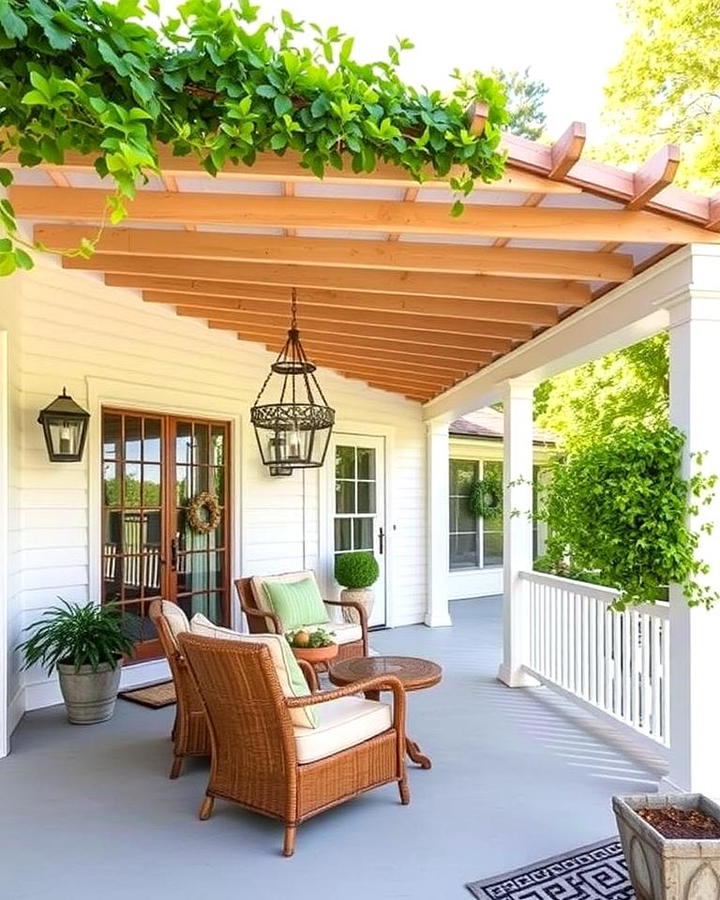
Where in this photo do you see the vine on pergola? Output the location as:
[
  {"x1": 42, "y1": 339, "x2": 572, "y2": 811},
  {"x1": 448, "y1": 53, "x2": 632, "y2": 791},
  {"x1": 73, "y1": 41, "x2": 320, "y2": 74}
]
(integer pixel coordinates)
[{"x1": 0, "y1": 0, "x2": 509, "y2": 276}]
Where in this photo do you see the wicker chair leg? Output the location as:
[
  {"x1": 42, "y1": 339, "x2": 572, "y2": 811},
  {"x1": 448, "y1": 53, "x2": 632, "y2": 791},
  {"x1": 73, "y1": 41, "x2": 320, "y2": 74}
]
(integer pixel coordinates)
[
  {"x1": 169, "y1": 756, "x2": 184, "y2": 780},
  {"x1": 398, "y1": 776, "x2": 410, "y2": 806},
  {"x1": 283, "y1": 825, "x2": 297, "y2": 857},
  {"x1": 199, "y1": 795, "x2": 215, "y2": 820}
]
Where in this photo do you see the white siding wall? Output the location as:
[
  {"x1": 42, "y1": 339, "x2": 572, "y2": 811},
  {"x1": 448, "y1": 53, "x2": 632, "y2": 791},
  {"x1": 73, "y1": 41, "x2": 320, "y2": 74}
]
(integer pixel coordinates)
[{"x1": 2, "y1": 257, "x2": 426, "y2": 725}]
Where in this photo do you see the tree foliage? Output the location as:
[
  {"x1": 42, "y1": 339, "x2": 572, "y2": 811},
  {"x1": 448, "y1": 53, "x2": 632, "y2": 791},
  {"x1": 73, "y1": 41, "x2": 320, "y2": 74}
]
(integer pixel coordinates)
[
  {"x1": 0, "y1": 0, "x2": 509, "y2": 275},
  {"x1": 535, "y1": 425, "x2": 718, "y2": 610},
  {"x1": 603, "y1": 0, "x2": 720, "y2": 191},
  {"x1": 489, "y1": 67, "x2": 548, "y2": 140},
  {"x1": 535, "y1": 333, "x2": 669, "y2": 451}
]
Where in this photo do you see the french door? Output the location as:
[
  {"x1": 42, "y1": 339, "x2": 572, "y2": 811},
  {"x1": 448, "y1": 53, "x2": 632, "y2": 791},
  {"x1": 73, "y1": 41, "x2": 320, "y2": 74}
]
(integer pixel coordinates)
[
  {"x1": 101, "y1": 409, "x2": 231, "y2": 660},
  {"x1": 330, "y1": 434, "x2": 387, "y2": 627}
]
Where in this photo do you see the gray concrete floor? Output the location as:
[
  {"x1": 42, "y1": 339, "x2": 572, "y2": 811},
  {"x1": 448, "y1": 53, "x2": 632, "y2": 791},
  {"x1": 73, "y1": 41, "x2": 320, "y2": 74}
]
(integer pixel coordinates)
[{"x1": 3, "y1": 597, "x2": 663, "y2": 900}]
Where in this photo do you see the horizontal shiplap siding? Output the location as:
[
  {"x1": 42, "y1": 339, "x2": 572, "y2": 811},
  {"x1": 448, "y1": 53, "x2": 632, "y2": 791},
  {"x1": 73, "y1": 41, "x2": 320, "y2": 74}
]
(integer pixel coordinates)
[{"x1": 5, "y1": 258, "x2": 427, "y2": 713}]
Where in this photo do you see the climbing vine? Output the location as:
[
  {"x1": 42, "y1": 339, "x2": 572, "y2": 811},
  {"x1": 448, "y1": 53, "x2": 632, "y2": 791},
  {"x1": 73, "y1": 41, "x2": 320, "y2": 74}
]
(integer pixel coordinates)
[
  {"x1": 534, "y1": 424, "x2": 719, "y2": 610},
  {"x1": 0, "y1": 0, "x2": 509, "y2": 275}
]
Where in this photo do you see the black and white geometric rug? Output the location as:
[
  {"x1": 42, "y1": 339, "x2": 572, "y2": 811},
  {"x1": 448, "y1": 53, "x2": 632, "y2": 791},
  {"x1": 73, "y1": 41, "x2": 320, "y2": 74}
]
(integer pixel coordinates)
[{"x1": 466, "y1": 837, "x2": 633, "y2": 899}]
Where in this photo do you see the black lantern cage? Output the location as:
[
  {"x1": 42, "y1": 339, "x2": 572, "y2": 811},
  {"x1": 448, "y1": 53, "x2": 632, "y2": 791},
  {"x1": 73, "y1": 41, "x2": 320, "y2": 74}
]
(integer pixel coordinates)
[
  {"x1": 37, "y1": 388, "x2": 90, "y2": 462},
  {"x1": 251, "y1": 291, "x2": 335, "y2": 473}
]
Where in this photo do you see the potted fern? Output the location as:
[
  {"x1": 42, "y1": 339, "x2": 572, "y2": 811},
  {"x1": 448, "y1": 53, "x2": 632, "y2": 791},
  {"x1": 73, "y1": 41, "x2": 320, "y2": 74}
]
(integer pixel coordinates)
[
  {"x1": 17, "y1": 600, "x2": 134, "y2": 724},
  {"x1": 334, "y1": 552, "x2": 380, "y2": 624}
]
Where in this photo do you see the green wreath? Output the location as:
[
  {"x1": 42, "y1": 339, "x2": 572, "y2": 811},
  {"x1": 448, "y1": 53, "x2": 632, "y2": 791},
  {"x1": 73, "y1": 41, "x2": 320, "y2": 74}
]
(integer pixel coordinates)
[
  {"x1": 187, "y1": 492, "x2": 221, "y2": 535},
  {"x1": 468, "y1": 473, "x2": 503, "y2": 519}
]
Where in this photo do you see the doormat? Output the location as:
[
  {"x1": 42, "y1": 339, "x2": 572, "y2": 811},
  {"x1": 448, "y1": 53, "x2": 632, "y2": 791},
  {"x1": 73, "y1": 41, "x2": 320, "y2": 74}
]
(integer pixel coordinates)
[
  {"x1": 119, "y1": 680, "x2": 176, "y2": 709},
  {"x1": 466, "y1": 837, "x2": 631, "y2": 899}
]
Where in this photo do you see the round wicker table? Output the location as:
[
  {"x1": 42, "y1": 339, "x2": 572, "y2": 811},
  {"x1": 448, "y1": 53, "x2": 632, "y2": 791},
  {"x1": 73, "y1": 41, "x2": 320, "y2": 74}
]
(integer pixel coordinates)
[{"x1": 328, "y1": 655, "x2": 442, "y2": 769}]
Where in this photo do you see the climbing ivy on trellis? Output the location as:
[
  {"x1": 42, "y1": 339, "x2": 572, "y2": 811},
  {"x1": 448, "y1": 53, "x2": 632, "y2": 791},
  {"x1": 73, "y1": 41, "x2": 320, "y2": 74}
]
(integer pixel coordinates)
[
  {"x1": 0, "y1": 0, "x2": 509, "y2": 275},
  {"x1": 533, "y1": 424, "x2": 719, "y2": 610}
]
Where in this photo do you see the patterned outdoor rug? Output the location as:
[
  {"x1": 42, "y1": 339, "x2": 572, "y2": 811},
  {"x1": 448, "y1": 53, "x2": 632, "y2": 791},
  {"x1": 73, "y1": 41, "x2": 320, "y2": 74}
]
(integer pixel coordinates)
[
  {"x1": 119, "y1": 680, "x2": 176, "y2": 709},
  {"x1": 466, "y1": 837, "x2": 632, "y2": 899}
]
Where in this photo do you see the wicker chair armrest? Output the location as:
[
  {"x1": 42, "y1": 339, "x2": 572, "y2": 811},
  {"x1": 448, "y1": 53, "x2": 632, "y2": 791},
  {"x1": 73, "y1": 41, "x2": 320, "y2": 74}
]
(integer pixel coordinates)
[
  {"x1": 323, "y1": 599, "x2": 369, "y2": 653},
  {"x1": 296, "y1": 659, "x2": 319, "y2": 693},
  {"x1": 286, "y1": 675, "x2": 406, "y2": 738},
  {"x1": 240, "y1": 602, "x2": 283, "y2": 635}
]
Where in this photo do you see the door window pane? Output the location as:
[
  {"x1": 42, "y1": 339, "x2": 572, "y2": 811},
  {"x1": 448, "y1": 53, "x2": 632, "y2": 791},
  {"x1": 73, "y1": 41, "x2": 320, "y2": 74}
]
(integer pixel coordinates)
[
  {"x1": 450, "y1": 534, "x2": 478, "y2": 569},
  {"x1": 103, "y1": 414, "x2": 122, "y2": 460},
  {"x1": 335, "y1": 518, "x2": 352, "y2": 552},
  {"x1": 142, "y1": 464, "x2": 161, "y2": 507},
  {"x1": 449, "y1": 496, "x2": 475, "y2": 533},
  {"x1": 357, "y1": 481, "x2": 376, "y2": 514},
  {"x1": 356, "y1": 448, "x2": 375, "y2": 480},
  {"x1": 124, "y1": 417, "x2": 142, "y2": 462},
  {"x1": 483, "y1": 531, "x2": 504, "y2": 567},
  {"x1": 353, "y1": 517, "x2": 373, "y2": 550},
  {"x1": 144, "y1": 418, "x2": 161, "y2": 463},
  {"x1": 124, "y1": 463, "x2": 142, "y2": 507},
  {"x1": 450, "y1": 459, "x2": 476, "y2": 495},
  {"x1": 336, "y1": 480, "x2": 355, "y2": 514},
  {"x1": 335, "y1": 446, "x2": 355, "y2": 479},
  {"x1": 449, "y1": 458, "x2": 479, "y2": 570}
]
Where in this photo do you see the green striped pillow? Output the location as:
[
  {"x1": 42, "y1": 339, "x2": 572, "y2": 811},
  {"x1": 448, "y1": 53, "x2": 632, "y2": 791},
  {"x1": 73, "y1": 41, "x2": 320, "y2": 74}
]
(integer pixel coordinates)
[{"x1": 263, "y1": 578, "x2": 329, "y2": 630}]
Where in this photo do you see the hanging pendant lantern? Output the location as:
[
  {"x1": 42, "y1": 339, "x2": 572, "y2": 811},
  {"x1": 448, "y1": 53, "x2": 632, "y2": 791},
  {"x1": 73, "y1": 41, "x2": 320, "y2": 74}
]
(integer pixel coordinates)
[{"x1": 251, "y1": 289, "x2": 335, "y2": 473}]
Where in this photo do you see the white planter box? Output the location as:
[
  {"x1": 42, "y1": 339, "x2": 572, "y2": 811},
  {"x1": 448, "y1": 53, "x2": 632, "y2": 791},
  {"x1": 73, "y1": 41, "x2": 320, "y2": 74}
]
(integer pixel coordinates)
[{"x1": 613, "y1": 794, "x2": 720, "y2": 899}]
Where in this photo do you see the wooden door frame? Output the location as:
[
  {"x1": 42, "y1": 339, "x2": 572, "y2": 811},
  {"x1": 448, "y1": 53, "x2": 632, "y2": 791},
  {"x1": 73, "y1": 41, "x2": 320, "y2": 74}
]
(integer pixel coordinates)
[
  {"x1": 87, "y1": 376, "x2": 243, "y2": 675},
  {"x1": 318, "y1": 419, "x2": 397, "y2": 627}
]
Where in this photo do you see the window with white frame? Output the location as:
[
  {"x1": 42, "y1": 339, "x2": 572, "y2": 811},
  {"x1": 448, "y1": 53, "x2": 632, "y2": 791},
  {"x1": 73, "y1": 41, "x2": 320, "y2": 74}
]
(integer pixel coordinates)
[{"x1": 449, "y1": 458, "x2": 504, "y2": 570}]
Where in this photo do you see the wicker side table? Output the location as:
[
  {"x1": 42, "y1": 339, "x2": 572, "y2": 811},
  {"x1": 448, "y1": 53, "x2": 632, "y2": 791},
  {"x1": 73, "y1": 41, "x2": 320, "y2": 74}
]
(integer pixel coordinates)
[{"x1": 328, "y1": 655, "x2": 442, "y2": 769}]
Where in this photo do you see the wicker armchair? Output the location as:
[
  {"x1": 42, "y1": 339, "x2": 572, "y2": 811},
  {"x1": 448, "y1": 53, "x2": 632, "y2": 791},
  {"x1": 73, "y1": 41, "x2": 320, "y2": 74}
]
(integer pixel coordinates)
[
  {"x1": 178, "y1": 632, "x2": 409, "y2": 856},
  {"x1": 148, "y1": 600, "x2": 211, "y2": 779},
  {"x1": 235, "y1": 572, "x2": 368, "y2": 661}
]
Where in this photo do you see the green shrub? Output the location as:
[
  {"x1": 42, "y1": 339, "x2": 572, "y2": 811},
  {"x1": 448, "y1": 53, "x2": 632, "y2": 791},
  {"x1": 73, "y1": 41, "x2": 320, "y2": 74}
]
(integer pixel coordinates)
[
  {"x1": 335, "y1": 552, "x2": 379, "y2": 589},
  {"x1": 536, "y1": 424, "x2": 718, "y2": 609},
  {"x1": 17, "y1": 600, "x2": 135, "y2": 675}
]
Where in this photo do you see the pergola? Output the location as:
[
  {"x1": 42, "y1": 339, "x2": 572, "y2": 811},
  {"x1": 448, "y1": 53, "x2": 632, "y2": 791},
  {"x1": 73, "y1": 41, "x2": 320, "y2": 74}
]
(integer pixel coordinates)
[
  {"x1": 6, "y1": 121, "x2": 720, "y2": 800},
  {"x1": 7, "y1": 120, "x2": 719, "y2": 404}
]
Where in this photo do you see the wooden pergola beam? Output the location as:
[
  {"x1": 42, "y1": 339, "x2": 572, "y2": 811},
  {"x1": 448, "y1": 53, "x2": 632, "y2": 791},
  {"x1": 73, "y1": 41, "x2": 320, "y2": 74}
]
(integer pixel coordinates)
[
  {"x1": 306, "y1": 351, "x2": 475, "y2": 379},
  {"x1": 549, "y1": 122, "x2": 586, "y2": 180},
  {"x1": 627, "y1": 145, "x2": 681, "y2": 210},
  {"x1": 230, "y1": 326, "x2": 492, "y2": 364},
  {"x1": 367, "y1": 382, "x2": 432, "y2": 400},
  {"x1": 35, "y1": 225, "x2": 634, "y2": 282},
  {"x1": 68, "y1": 254, "x2": 590, "y2": 306},
  {"x1": 194, "y1": 310, "x2": 515, "y2": 352},
  {"x1": 290, "y1": 344, "x2": 486, "y2": 372},
  {"x1": 707, "y1": 193, "x2": 720, "y2": 232},
  {"x1": 2, "y1": 146, "x2": 580, "y2": 193},
  {"x1": 119, "y1": 280, "x2": 561, "y2": 325},
  {"x1": 164, "y1": 297, "x2": 535, "y2": 340},
  {"x1": 14, "y1": 186, "x2": 720, "y2": 244}
]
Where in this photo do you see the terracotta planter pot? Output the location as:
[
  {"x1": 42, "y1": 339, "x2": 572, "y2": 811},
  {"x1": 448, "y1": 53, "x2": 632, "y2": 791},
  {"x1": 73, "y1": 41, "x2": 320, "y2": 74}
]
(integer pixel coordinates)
[
  {"x1": 291, "y1": 644, "x2": 339, "y2": 665},
  {"x1": 340, "y1": 587, "x2": 374, "y2": 624},
  {"x1": 613, "y1": 793, "x2": 720, "y2": 899}
]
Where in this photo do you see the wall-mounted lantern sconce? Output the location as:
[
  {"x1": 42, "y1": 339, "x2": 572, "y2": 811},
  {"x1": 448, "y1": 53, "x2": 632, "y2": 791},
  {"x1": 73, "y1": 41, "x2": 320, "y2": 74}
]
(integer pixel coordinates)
[{"x1": 37, "y1": 388, "x2": 90, "y2": 462}]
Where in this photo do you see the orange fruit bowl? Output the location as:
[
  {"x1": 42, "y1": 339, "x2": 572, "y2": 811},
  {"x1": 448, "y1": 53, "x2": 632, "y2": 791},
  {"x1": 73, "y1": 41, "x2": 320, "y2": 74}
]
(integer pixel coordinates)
[{"x1": 291, "y1": 644, "x2": 339, "y2": 665}]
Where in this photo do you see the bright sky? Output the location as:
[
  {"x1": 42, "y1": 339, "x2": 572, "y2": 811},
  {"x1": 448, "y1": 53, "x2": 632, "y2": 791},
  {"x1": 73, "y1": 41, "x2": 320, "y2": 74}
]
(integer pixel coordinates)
[{"x1": 160, "y1": 0, "x2": 629, "y2": 141}]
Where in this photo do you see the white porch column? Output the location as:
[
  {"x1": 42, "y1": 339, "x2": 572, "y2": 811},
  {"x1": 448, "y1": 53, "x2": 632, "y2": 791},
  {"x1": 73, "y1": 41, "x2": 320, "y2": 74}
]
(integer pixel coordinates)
[
  {"x1": 666, "y1": 284, "x2": 720, "y2": 795},
  {"x1": 498, "y1": 379, "x2": 539, "y2": 687},
  {"x1": 425, "y1": 420, "x2": 452, "y2": 627}
]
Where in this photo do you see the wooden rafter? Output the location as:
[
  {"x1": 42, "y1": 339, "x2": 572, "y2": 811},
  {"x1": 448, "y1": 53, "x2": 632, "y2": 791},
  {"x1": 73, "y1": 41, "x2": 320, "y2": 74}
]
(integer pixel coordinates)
[
  {"x1": 627, "y1": 145, "x2": 681, "y2": 210},
  {"x1": 139, "y1": 288, "x2": 559, "y2": 327},
  {"x1": 68, "y1": 255, "x2": 591, "y2": 306},
  {"x1": 549, "y1": 122, "x2": 586, "y2": 180},
  {"x1": 305, "y1": 352, "x2": 475, "y2": 379},
  {"x1": 230, "y1": 328, "x2": 493, "y2": 363},
  {"x1": 283, "y1": 344, "x2": 487, "y2": 372},
  {"x1": 172, "y1": 301, "x2": 534, "y2": 340},
  {"x1": 38, "y1": 226, "x2": 634, "y2": 282},
  {"x1": 707, "y1": 193, "x2": 720, "y2": 232},
  {"x1": 195, "y1": 311, "x2": 514, "y2": 352},
  {"x1": 18, "y1": 186, "x2": 720, "y2": 244}
]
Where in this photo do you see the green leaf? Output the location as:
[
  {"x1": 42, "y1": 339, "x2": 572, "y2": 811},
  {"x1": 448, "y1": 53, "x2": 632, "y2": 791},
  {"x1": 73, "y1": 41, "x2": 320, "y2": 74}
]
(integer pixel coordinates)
[
  {"x1": 255, "y1": 84, "x2": 277, "y2": 99},
  {"x1": 0, "y1": 252, "x2": 16, "y2": 276},
  {"x1": 273, "y1": 94, "x2": 293, "y2": 116},
  {"x1": 450, "y1": 199, "x2": 464, "y2": 217},
  {"x1": 13, "y1": 248, "x2": 33, "y2": 270},
  {"x1": 0, "y1": 0, "x2": 27, "y2": 40}
]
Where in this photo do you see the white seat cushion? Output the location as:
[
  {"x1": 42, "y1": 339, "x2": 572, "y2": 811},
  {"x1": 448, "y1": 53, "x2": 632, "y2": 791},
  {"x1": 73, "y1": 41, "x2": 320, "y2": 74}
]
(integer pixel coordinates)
[
  {"x1": 293, "y1": 696, "x2": 392, "y2": 764},
  {"x1": 300, "y1": 621, "x2": 362, "y2": 646}
]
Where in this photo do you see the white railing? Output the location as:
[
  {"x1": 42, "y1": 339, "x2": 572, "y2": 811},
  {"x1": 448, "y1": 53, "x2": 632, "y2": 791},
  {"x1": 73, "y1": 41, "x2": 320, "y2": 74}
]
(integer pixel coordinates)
[{"x1": 521, "y1": 571, "x2": 670, "y2": 747}]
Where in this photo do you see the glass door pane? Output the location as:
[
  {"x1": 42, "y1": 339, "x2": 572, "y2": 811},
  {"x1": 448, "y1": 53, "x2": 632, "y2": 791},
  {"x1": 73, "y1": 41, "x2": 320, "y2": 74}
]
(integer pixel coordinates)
[{"x1": 101, "y1": 412, "x2": 164, "y2": 652}]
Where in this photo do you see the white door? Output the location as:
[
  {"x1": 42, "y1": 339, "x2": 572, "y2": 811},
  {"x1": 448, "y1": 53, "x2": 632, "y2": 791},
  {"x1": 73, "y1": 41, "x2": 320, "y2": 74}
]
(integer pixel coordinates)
[{"x1": 330, "y1": 434, "x2": 387, "y2": 627}]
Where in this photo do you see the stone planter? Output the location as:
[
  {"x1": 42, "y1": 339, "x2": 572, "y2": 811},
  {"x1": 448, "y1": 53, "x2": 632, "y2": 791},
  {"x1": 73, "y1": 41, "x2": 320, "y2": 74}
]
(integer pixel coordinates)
[
  {"x1": 613, "y1": 794, "x2": 720, "y2": 899},
  {"x1": 340, "y1": 587, "x2": 374, "y2": 624},
  {"x1": 57, "y1": 660, "x2": 122, "y2": 725}
]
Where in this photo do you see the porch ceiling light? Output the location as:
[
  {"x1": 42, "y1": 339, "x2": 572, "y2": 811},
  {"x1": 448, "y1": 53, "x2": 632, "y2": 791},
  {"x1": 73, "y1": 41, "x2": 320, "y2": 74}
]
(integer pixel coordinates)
[
  {"x1": 37, "y1": 387, "x2": 90, "y2": 462},
  {"x1": 250, "y1": 288, "x2": 335, "y2": 474}
]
